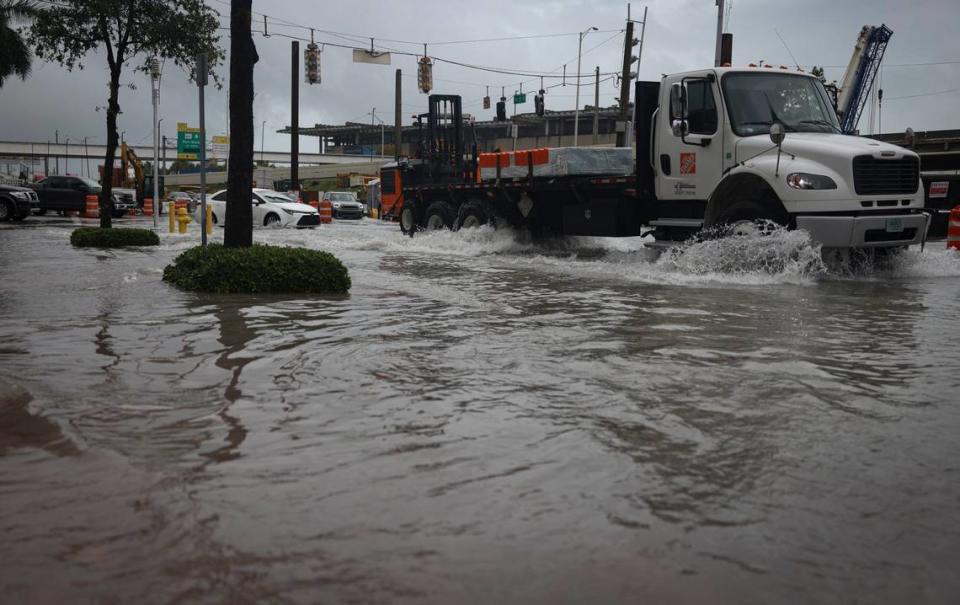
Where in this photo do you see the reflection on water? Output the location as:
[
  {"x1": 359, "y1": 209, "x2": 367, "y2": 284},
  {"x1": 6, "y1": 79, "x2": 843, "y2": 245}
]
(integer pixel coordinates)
[{"x1": 1, "y1": 222, "x2": 960, "y2": 603}]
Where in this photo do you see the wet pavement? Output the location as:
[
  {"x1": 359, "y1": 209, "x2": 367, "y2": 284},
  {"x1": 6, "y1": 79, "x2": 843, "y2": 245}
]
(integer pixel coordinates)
[{"x1": 2, "y1": 215, "x2": 960, "y2": 604}]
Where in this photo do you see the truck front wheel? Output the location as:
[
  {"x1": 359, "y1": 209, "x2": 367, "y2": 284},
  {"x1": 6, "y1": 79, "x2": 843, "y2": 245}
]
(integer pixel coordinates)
[
  {"x1": 399, "y1": 202, "x2": 418, "y2": 236},
  {"x1": 705, "y1": 200, "x2": 789, "y2": 238}
]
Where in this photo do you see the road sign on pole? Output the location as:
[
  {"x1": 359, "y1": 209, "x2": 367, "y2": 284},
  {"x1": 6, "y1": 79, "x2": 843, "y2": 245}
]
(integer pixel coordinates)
[{"x1": 176, "y1": 123, "x2": 201, "y2": 160}]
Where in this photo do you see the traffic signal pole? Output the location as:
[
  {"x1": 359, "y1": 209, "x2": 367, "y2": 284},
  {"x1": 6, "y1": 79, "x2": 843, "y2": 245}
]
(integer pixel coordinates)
[
  {"x1": 291, "y1": 40, "x2": 299, "y2": 194},
  {"x1": 617, "y1": 19, "x2": 635, "y2": 147}
]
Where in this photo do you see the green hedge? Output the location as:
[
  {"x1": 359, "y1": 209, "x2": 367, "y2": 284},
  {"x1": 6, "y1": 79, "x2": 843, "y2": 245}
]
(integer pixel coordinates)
[
  {"x1": 162, "y1": 244, "x2": 351, "y2": 294},
  {"x1": 71, "y1": 227, "x2": 160, "y2": 248}
]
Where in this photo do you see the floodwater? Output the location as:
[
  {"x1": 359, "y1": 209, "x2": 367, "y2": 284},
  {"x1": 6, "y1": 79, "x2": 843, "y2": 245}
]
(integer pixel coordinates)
[{"x1": 2, "y1": 217, "x2": 960, "y2": 604}]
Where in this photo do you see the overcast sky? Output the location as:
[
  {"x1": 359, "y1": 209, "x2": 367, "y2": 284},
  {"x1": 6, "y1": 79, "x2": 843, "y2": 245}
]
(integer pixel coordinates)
[{"x1": 2, "y1": 0, "x2": 958, "y2": 155}]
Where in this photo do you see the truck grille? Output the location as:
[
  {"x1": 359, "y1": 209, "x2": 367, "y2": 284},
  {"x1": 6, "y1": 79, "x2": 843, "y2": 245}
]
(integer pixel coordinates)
[{"x1": 852, "y1": 156, "x2": 919, "y2": 196}]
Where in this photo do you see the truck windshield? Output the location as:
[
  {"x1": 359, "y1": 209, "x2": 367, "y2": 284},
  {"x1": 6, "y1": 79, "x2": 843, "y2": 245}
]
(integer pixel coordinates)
[{"x1": 721, "y1": 72, "x2": 840, "y2": 137}]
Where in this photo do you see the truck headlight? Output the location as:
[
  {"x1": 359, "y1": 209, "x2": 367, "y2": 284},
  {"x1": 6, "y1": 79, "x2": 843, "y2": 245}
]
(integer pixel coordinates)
[
  {"x1": 333, "y1": 202, "x2": 341, "y2": 208},
  {"x1": 11, "y1": 191, "x2": 29, "y2": 199},
  {"x1": 787, "y1": 173, "x2": 837, "y2": 190}
]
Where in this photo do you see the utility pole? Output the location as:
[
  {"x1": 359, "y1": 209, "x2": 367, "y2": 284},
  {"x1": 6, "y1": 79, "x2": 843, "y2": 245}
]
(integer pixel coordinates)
[
  {"x1": 593, "y1": 66, "x2": 600, "y2": 145},
  {"x1": 55, "y1": 130, "x2": 59, "y2": 175},
  {"x1": 573, "y1": 26, "x2": 598, "y2": 147},
  {"x1": 395, "y1": 69, "x2": 402, "y2": 160},
  {"x1": 370, "y1": 107, "x2": 375, "y2": 162},
  {"x1": 617, "y1": 17, "x2": 635, "y2": 147},
  {"x1": 290, "y1": 40, "x2": 299, "y2": 194},
  {"x1": 715, "y1": 0, "x2": 725, "y2": 67},
  {"x1": 150, "y1": 57, "x2": 160, "y2": 230}
]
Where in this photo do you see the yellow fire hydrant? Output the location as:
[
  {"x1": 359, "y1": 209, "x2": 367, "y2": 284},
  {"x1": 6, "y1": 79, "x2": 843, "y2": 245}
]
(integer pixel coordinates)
[{"x1": 176, "y1": 206, "x2": 191, "y2": 234}]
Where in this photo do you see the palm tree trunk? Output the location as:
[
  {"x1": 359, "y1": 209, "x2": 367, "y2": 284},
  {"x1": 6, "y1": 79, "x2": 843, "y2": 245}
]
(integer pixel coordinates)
[{"x1": 224, "y1": 0, "x2": 257, "y2": 247}]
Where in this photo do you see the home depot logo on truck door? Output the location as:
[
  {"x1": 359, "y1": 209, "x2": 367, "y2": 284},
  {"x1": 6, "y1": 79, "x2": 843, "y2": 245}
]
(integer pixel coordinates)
[{"x1": 680, "y1": 152, "x2": 696, "y2": 175}]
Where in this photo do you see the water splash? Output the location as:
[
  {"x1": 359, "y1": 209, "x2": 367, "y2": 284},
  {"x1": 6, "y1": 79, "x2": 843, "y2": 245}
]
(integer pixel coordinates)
[{"x1": 654, "y1": 225, "x2": 826, "y2": 284}]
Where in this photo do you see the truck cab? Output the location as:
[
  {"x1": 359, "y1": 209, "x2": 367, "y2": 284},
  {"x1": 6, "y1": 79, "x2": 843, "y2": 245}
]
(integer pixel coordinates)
[{"x1": 651, "y1": 67, "x2": 927, "y2": 248}]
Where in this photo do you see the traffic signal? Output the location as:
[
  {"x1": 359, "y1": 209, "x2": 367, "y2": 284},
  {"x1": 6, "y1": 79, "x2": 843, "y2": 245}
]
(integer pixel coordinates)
[
  {"x1": 304, "y1": 43, "x2": 320, "y2": 84},
  {"x1": 418, "y1": 56, "x2": 433, "y2": 94},
  {"x1": 534, "y1": 90, "x2": 545, "y2": 116},
  {"x1": 483, "y1": 96, "x2": 491, "y2": 109},
  {"x1": 496, "y1": 98, "x2": 506, "y2": 121}
]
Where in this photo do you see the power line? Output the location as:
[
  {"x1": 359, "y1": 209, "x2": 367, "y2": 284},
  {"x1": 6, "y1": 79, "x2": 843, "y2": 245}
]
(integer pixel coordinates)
[{"x1": 884, "y1": 87, "x2": 960, "y2": 101}]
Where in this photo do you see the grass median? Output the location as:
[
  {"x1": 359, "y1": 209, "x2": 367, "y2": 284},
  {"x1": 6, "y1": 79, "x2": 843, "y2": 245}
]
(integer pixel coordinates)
[
  {"x1": 162, "y1": 244, "x2": 351, "y2": 294},
  {"x1": 70, "y1": 227, "x2": 160, "y2": 248}
]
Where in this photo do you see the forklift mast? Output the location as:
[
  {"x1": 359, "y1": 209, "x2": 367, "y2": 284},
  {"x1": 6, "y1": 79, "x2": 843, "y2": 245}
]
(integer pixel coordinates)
[{"x1": 426, "y1": 95, "x2": 467, "y2": 182}]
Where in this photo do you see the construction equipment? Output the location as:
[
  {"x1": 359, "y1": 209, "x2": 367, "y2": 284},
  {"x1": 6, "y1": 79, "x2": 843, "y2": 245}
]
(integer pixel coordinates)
[{"x1": 836, "y1": 25, "x2": 893, "y2": 134}]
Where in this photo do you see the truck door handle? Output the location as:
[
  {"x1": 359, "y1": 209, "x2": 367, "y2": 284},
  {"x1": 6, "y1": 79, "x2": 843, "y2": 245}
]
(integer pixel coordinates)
[{"x1": 660, "y1": 154, "x2": 671, "y2": 176}]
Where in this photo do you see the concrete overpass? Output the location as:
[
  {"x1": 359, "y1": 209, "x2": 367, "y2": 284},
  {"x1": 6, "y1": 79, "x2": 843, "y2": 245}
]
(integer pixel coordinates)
[{"x1": 0, "y1": 140, "x2": 390, "y2": 167}]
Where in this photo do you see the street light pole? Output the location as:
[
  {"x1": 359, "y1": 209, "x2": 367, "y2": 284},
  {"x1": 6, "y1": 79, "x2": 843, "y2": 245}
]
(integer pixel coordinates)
[
  {"x1": 83, "y1": 137, "x2": 91, "y2": 178},
  {"x1": 573, "y1": 26, "x2": 598, "y2": 147},
  {"x1": 370, "y1": 107, "x2": 376, "y2": 162},
  {"x1": 65, "y1": 137, "x2": 70, "y2": 174},
  {"x1": 260, "y1": 120, "x2": 266, "y2": 187}
]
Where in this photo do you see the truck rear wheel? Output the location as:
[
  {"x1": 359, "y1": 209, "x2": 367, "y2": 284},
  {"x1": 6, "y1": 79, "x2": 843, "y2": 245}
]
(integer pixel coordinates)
[
  {"x1": 424, "y1": 201, "x2": 455, "y2": 230},
  {"x1": 0, "y1": 200, "x2": 12, "y2": 222},
  {"x1": 456, "y1": 201, "x2": 488, "y2": 230}
]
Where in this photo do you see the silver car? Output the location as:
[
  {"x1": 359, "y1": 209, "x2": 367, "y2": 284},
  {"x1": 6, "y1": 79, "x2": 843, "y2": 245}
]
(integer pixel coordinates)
[{"x1": 322, "y1": 191, "x2": 364, "y2": 220}]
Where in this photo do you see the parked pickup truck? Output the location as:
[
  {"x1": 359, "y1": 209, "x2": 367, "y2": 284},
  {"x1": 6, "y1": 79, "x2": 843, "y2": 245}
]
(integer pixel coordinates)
[
  {"x1": 29, "y1": 175, "x2": 131, "y2": 218},
  {"x1": 0, "y1": 182, "x2": 39, "y2": 222}
]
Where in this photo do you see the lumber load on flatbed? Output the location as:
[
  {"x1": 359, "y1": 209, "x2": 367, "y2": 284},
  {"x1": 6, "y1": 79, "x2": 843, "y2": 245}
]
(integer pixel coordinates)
[{"x1": 478, "y1": 147, "x2": 633, "y2": 180}]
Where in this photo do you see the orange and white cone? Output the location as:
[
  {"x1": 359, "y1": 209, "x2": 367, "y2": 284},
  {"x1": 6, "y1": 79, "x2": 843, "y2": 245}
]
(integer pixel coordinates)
[{"x1": 947, "y1": 206, "x2": 960, "y2": 251}]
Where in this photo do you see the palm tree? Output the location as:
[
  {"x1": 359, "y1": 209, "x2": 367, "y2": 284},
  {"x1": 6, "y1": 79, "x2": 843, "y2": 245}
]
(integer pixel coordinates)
[{"x1": 0, "y1": 0, "x2": 36, "y2": 88}]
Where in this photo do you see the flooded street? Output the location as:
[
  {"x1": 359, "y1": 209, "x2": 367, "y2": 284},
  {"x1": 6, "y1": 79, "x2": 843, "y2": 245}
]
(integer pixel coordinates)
[{"x1": 2, "y1": 218, "x2": 960, "y2": 604}]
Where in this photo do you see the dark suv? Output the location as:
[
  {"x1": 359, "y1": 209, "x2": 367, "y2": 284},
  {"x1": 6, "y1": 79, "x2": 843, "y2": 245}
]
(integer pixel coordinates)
[
  {"x1": 0, "y1": 182, "x2": 39, "y2": 222},
  {"x1": 29, "y1": 176, "x2": 130, "y2": 217}
]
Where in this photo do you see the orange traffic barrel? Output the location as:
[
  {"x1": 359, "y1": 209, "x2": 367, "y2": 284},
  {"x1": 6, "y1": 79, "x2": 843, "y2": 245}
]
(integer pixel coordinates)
[
  {"x1": 143, "y1": 198, "x2": 154, "y2": 216},
  {"x1": 319, "y1": 199, "x2": 333, "y2": 224},
  {"x1": 948, "y1": 206, "x2": 960, "y2": 250},
  {"x1": 84, "y1": 194, "x2": 99, "y2": 218}
]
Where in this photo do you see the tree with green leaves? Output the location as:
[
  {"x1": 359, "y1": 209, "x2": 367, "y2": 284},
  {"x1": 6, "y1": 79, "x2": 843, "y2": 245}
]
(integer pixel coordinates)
[
  {"x1": 28, "y1": 0, "x2": 223, "y2": 228},
  {"x1": 0, "y1": 0, "x2": 36, "y2": 88},
  {"x1": 224, "y1": 0, "x2": 257, "y2": 248}
]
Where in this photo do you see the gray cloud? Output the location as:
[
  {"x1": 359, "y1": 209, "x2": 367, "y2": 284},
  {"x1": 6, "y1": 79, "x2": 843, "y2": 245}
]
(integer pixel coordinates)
[{"x1": 1, "y1": 0, "x2": 957, "y2": 160}]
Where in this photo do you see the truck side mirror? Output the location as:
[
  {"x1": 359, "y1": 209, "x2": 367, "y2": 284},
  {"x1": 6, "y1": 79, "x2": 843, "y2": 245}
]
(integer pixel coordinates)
[
  {"x1": 669, "y1": 82, "x2": 687, "y2": 121},
  {"x1": 769, "y1": 123, "x2": 786, "y2": 146},
  {"x1": 669, "y1": 82, "x2": 688, "y2": 138}
]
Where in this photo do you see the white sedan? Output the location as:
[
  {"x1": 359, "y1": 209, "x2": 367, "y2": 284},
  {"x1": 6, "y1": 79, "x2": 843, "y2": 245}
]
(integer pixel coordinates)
[{"x1": 199, "y1": 189, "x2": 320, "y2": 228}]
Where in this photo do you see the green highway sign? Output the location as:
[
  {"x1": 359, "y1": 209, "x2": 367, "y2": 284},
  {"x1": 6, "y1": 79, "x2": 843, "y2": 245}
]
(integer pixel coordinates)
[
  {"x1": 513, "y1": 93, "x2": 527, "y2": 105},
  {"x1": 177, "y1": 122, "x2": 201, "y2": 160}
]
